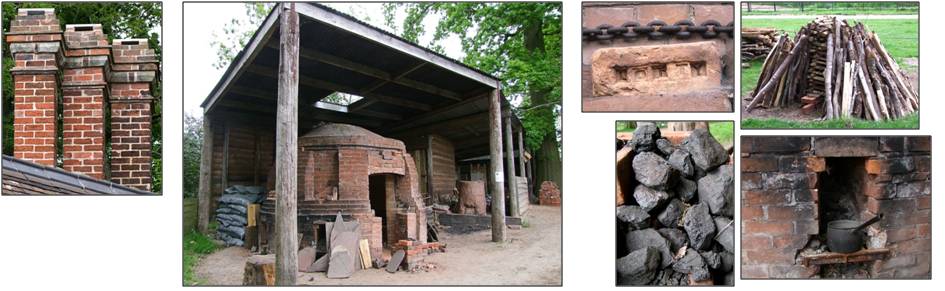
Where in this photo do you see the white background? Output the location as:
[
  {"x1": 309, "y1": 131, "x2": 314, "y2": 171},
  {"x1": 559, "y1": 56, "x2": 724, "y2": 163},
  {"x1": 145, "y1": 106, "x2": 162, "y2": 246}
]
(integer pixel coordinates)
[{"x1": 0, "y1": 0, "x2": 940, "y2": 290}]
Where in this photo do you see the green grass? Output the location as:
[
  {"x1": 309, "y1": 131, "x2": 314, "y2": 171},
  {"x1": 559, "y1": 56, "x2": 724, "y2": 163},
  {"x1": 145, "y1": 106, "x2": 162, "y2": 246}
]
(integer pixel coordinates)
[
  {"x1": 741, "y1": 19, "x2": 918, "y2": 66},
  {"x1": 741, "y1": 19, "x2": 918, "y2": 129},
  {"x1": 743, "y1": 113, "x2": 918, "y2": 129},
  {"x1": 743, "y1": 8, "x2": 918, "y2": 16},
  {"x1": 183, "y1": 197, "x2": 218, "y2": 286}
]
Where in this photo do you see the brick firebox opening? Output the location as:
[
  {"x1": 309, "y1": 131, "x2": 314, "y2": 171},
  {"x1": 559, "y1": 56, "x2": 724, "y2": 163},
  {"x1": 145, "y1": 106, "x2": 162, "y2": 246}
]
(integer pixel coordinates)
[{"x1": 741, "y1": 136, "x2": 931, "y2": 279}]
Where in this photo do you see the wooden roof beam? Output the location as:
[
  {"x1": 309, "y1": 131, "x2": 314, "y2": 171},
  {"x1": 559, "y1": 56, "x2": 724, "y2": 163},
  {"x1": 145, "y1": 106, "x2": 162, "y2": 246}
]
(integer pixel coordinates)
[
  {"x1": 245, "y1": 65, "x2": 432, "y2": 112},
  {"x1": 265, "y1": 42, "x2": 463, "y2": 102}
]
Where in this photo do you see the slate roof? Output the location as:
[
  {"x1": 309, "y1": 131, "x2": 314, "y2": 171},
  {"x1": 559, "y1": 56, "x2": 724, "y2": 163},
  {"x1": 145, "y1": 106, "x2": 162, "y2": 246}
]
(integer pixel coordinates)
[{"x1": 1, "y1": 155, "x2": 154, "y2": 195}]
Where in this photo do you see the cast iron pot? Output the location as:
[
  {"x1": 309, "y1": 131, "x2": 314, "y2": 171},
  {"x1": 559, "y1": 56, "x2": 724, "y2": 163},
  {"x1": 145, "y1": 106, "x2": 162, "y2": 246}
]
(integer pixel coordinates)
[{"x1": 826, "y1": 213, "x2": 884, "y2": 253}]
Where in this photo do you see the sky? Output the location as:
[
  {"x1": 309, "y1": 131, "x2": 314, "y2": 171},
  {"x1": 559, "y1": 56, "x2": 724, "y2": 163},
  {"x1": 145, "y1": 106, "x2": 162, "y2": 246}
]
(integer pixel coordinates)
[{"x1": 182, "y1": 3, "x2": 465, "y2": 117}]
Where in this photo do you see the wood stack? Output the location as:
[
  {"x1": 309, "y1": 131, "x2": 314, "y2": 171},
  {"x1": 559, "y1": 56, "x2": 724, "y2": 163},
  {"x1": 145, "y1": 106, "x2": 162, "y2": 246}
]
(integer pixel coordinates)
[
  {"x1": 746, "y1": 17, "x2": 918, "y2": 120},
  {"x1": 741, "y1": 28, "x2": 779, "y2": 63}
]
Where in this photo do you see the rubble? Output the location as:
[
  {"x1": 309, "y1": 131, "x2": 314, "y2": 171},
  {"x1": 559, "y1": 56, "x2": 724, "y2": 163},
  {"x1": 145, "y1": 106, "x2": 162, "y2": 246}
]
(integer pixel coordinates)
[{"x1": 616, "y1": 124, "x2": 734, "y2": 285}]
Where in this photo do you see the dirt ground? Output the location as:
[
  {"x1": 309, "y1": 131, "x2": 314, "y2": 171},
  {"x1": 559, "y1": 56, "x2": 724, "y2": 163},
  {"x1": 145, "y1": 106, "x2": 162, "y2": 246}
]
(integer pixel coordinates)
[
  {"x1": 194, "y1": 205, "x2": 562, "y2": 286},
  {"x1": 741, "y1": 59, "x2": 918, "y2": 121}
]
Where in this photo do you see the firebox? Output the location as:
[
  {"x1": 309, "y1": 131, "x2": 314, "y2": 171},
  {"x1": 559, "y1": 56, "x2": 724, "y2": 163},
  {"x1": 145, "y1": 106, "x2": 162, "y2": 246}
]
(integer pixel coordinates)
[
  {"x1": 741, "y1": 136, "x2": 931, "y2": 279},
  {"x1": 258, "y1": 123, "x2": 427, "y2": 260}
]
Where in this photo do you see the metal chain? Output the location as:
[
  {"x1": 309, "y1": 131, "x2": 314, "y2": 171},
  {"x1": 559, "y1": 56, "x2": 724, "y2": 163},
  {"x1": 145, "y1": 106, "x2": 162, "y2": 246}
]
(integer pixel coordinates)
[{"x1": 582, "y1": 19, "x2": 734, "y2": 42}]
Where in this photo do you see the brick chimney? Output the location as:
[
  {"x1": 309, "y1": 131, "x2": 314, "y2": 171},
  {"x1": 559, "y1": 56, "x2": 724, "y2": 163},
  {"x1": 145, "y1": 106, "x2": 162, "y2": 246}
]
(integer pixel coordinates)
[
  {"x1": 61, "y1": 24, "x2": 110, "y2": 179},
  {"x1": 108, "y1": 38, "x2": 157, "y2": 191},
  {"x1": 6, "y1": 8, "x2": 62, "y2": 166}
]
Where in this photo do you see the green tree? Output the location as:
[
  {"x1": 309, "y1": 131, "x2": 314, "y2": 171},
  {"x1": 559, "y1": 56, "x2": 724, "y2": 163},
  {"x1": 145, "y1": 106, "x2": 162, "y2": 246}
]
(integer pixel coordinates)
[
  {"x1": 2, "y1": 2, "x2": 163, "y2": 192},
  {"x1": 385, "y1": 2, "x2": 563, "y2": 189},
  {"x1": 183, "y1": 113, "x2": 203, "y2": 197}
]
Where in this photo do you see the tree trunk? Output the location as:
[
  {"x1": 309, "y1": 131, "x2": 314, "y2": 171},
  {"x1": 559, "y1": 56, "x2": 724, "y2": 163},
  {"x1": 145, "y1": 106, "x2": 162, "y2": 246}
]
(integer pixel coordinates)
[
  {"x1": 523, "y1": 14, "x2": 562, "y2": 194},
  {"x1": 667, "y1": 122, "x2": 708, "y2": 131}
]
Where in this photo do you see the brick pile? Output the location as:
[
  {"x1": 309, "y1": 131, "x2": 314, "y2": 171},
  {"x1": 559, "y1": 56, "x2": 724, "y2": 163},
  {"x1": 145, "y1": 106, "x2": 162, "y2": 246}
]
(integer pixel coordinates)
[{"x1": 616, "y1": 123, "x2": 734, "y2": 286}]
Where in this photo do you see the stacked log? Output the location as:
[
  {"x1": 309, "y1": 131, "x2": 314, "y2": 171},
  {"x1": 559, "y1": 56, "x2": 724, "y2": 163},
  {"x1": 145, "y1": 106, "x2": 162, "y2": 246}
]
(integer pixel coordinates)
[
  {"x1": 741, "y1": 28, "x2": 779, "y2": 63},
  {"x1": 616, "y1": 123, "x2": 734, "y2": 286},
  {"x1": 746, "y1": 16, "x2": 918, "y2": 120}
]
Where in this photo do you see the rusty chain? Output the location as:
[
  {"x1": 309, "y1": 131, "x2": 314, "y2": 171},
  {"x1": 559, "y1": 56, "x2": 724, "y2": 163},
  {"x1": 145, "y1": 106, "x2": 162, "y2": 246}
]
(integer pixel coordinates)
[{"x1": 582, "y1": 20, "x2": 734, "y2": 41}]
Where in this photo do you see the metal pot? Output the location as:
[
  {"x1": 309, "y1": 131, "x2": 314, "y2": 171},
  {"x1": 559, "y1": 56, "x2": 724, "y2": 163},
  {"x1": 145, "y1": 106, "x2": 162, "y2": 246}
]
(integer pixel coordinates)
[{"x1": 826, "y1": 213, "x2": 884, "y2": 253}]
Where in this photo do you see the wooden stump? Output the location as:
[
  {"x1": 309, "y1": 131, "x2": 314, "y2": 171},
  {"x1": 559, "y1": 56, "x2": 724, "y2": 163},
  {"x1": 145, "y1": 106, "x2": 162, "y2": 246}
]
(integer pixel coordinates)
[{"x1": 243, "y1": 255, "x2": 276, "y2": 286}]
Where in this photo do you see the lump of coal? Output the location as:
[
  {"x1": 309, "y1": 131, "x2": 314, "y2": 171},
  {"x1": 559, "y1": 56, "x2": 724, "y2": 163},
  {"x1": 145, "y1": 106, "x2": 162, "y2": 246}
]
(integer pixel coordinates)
[
  {"x1": 633, "y1": 184, "x2": 670, "y2": 213},
  {"x1": 631, "y1": 122, "x2": 661, "y2": 152},
  {"x1": 698, "y1": 165, "x2": 734, "y2": 217},
  {"x1": 682, "y1": 128, "x2": 728, "y2": 172},
  {"x1": 657, "y1": 228, "x2": 689, "y2": 253},
  {"x1": 616, "y1": 205, "x2": 650, "y2": 230},
  {"x1": 633, "y1": 152, "x2": 673, "y2": 188},
  {"x1": 672, "y1": 248, "x2": 711, "y2": 281},
  {"x1": 617, "y1": 247, "x2": 660, "y2": 285},
  {"x1": 626, "y1": 229, "x2": 674, "y2": 268},
  {"x1": 667, "y1": 149, "x2": 694, "y2": 177},
  {"x1": 675, "y1": 177, "x2": 698, "y2": 203},
  {"x1": 700, "y1": 251, "x2": 722, "y2": 270},
  {"x1": 657, "y1": 199, "x2": 684, "y2": 227},
  {"x1": 713, "y1": 216, "x2": 735, "y2": 253},
  {"x1": 683, "y1": 203, "x2": 717, "y2": 251},
  {"x1": 656, "y1": 138, "x2": 675, "y2": 156},
  {"x1": 653, "y1": 269, "x2": 690, "y2": 286},
  {"x1": 720, "y1": 251, "x2": 734, "y2": 272}
]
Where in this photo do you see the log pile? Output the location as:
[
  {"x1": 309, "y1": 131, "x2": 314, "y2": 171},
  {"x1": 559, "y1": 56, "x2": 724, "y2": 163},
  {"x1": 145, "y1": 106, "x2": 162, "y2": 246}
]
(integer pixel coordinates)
[
  {"x1": 746, "y1": 17, "x2": 918, "y2": 120},
  {"x1": 616, "y1": 123, "x2": 734, "y2": 286},
  {"x1": 741, "y1": 28, "x2": 779, "y2": 63}
]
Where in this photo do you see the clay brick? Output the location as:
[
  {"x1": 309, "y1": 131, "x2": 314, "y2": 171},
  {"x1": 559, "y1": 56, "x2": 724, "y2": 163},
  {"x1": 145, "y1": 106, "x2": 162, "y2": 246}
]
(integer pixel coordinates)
[
  {"x1": 913, "y1": 155, "x2": 931, "y2": 173},
  {"x1": 766, "y1": 203, "x2": 815, "y2": 221},
  {"x1": 906, "y1": 136, "x2": 930, "y2": 152},
  {"x1": 805, "y1": 157, "x2": 826, "y2": 172},
  {"x1": 743, "y1": 189, "x2": 792, "y2": 206},
  {"x1": 744, "y1": 221, "x2": 793, "y2": 235},
  {"x1": 778, "y1": 156, "x2": 807, "y2": 172},
  {"x1": 880, "y1": 136, "x2": 906, "y2": 152},
  {"x1": 917, "y1": 196, "x2": 931, "y2": 210},
  {"x1": 741, "y1": 234, "x2": 773, "y2": 250},
  {"x1": 744, "y1": 136, "x2": 810, "y2": 153},
  {"x1": 743, "y1": 249, "x2": 795, "y2": 265},
  {"x1": 740, "y1": 264, "x2": 770, "y2": 279},
  {"x1": 741, "y1": 172, "x2": 763, "y2": 190},
  {"x1": 812, "y1": 137, "x2": 879, "y2": 157},
  {"x1": 772, "y1": 234, "x2": 808, "y2": 250},
  {"x1": 864, "y1": 158, "x2": 884, "y2": 174},
  {"x1": 741, "y1": 156, "x2": 777, "y2": 172},
  {"x1": 590, "y1": 41, "x2": 721, "y2": 96},
  {"x1": 741, "y1": 205, "x2": 764, "y2": 221},
  {"x1": 886, "y1": 227, "x2": 917, "y2": 243}
]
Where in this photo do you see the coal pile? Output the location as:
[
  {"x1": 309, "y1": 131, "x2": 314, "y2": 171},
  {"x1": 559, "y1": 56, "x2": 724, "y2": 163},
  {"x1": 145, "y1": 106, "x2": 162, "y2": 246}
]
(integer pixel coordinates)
[
  {"x1": 746, "y1": 17, "x2": 917, "y2": 120},
  {"x1": 215, "y1": 185, "x2": 266, "y2": 247},
  {"x1": 741, "y1": 27, "x2": 779, "y2": 63},
  {"x1": 616, "y1": 123, "x2": 734, "y2": 286}
]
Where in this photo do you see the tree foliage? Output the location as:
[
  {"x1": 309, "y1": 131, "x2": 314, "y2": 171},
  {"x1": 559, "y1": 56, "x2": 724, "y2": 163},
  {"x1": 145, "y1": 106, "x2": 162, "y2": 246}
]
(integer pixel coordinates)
[
  {"x1": 210, "y1": 3, "x2": 273, "y2": 70},
  {"x1": 183, "y1": 113, "x2": 203, "y2": 197},
  {"x1": 384, "y1": 2, "x2": 562, "y2": 152},
  {"x1": 2, "y1": 2, "x2": 163, "y2": 192}
]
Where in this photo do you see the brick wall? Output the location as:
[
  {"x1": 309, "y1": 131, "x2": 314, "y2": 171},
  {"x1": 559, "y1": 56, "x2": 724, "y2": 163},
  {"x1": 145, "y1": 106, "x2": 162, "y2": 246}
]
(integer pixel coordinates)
[
  {"x1": 61, "y1": 24, "x2": 110, "y2": 179},
  {"x1": 7, "y1": 9, "x2": 62, "y2": 166},
  {"x1": 6, "y1": 8, "x2": 158, "y2": 191},
  {"x1": 741, "y1": 136, "x2": 931, "y2": 279},
  {"x1": 109, "y1": 39, "x2": 158, "y2": 191}
]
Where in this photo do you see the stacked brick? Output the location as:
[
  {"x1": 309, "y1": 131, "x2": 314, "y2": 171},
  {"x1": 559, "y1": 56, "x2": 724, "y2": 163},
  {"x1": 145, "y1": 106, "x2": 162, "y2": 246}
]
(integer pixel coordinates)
[
  {"x1": 740, "y1": 136, "x2": 931, "y2": 279},
  {"x1": 62, "y1": 24, "x2": 110, "y2": 179},
  {"x1": 6, "y1": 8, "x2": 63, "y2": 166},
  {"x1": 109, "y1": 38, "x2": 158, "y2": 191},
  {"x1": 6, "y1": 8, "x2": 157, "y2": 192}
]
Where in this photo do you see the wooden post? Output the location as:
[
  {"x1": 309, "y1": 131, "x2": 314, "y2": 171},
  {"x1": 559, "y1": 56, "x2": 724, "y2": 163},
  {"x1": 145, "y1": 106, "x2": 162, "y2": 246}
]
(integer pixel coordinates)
[
  {"x1": 198, "y1": 116, "x2": 214, "y2": 233},
  {"x1": 488, "y1": 87, "x2": 507, "y2": 242},
  {"x1": 517, "y1": 129, "x2": 527, "y2": 178},
  {"x1": 274, "y1": 3, "x2": 300, "y2": 286},
  {"x1": 222, "y1": 121, "x2": 230, "y2": 191},
  {"x1": 504, "y1": 108, "x2": 519, "y2": 217},
  {"x1": 426, "y1": 135, "x2": 437, "y2": 204}
]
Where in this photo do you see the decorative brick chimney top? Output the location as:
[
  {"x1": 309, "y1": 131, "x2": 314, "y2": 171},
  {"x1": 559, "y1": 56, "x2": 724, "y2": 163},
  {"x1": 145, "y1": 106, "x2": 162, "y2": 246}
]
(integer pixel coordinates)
[{"x1": 6, "y1": 8, "x2": 62, "y2": 74}]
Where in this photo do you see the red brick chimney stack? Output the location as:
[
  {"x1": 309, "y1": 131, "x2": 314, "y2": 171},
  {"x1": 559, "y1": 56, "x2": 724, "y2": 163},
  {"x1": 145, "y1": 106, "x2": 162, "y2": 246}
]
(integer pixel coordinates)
[
  {"x1": 61, "y1": 24, "x2": 110, "y2": 179},
  {"x1": 6, "y1": 8, "x2": 62, "y2": 166},
  {"x1": 108, "y1": 38, "x2": 158, "y2": 191}
]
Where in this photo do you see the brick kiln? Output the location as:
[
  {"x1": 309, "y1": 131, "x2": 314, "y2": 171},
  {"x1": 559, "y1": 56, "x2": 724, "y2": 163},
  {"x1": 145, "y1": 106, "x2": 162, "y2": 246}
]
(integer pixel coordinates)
[
  {"x1": 741, "y1": 136, "x2": 931, "y2": 279},
  {"x1": 259, "y1": 123, "x2": 426, "y2": 261}
]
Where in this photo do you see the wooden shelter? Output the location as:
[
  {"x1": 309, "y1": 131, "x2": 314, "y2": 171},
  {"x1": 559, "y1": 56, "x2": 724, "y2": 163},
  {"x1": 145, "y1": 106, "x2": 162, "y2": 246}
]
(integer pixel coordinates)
[{"x1": 196, "y1": 3, "x2": 531, "y2": 283}]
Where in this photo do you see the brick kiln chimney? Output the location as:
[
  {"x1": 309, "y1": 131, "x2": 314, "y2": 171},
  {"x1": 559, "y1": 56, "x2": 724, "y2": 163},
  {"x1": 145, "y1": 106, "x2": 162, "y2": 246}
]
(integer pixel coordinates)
[
  {"x1": 6, "y1": 8, "x2": 63, "y2": 166},
  {"x1": 61, "y1": 24, "x2": 110, "y2": 179},
  {"x1": 108, "y1": 38, "x2": 158, "y2": 191}
]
